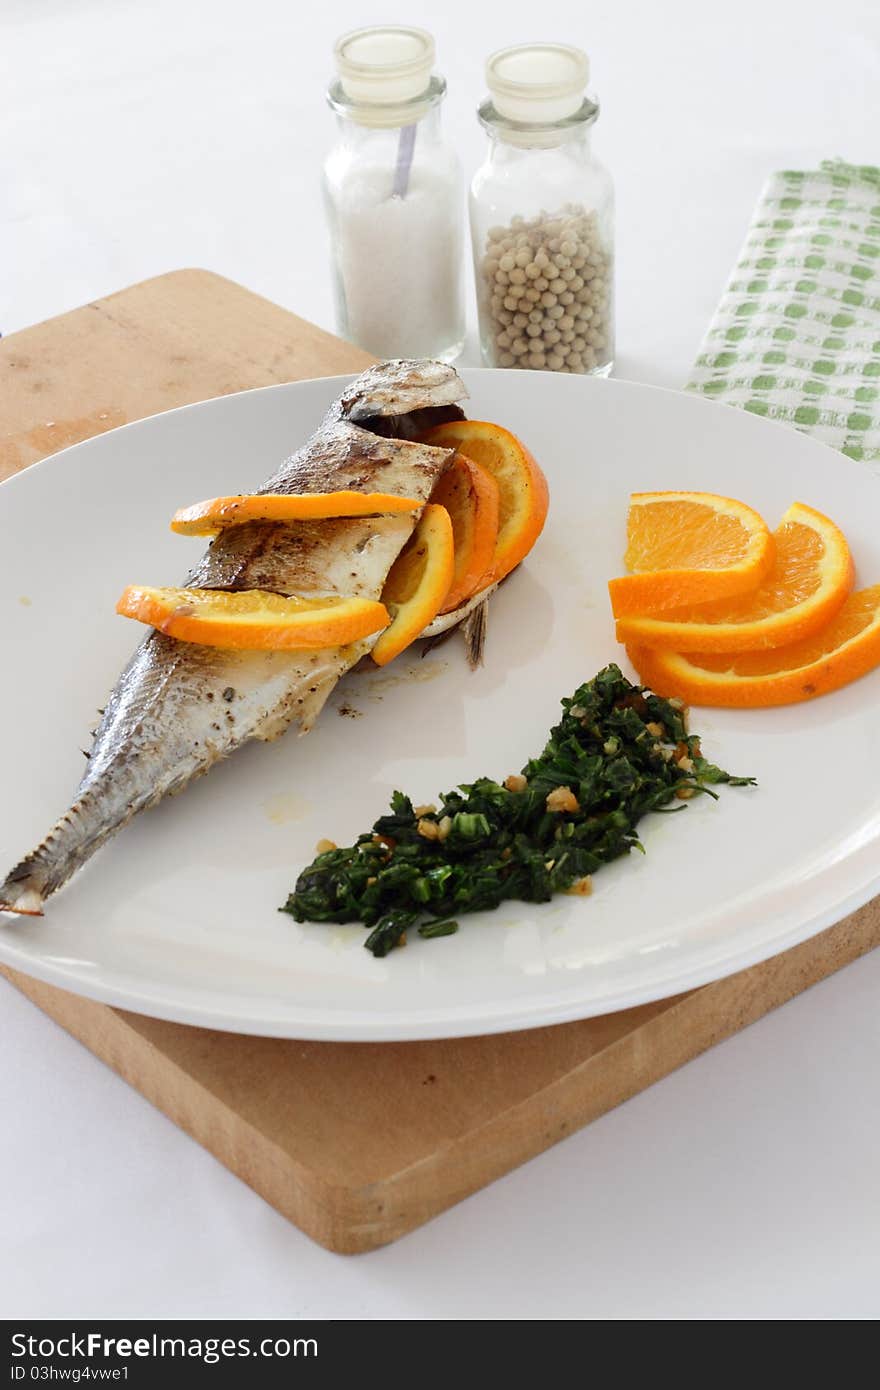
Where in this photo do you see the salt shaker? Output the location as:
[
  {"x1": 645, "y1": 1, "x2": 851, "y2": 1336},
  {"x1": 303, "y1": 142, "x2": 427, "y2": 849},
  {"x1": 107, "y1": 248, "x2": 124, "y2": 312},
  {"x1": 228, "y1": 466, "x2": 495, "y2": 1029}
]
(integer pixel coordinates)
[
  {"x1": 470, "y1": 44, "x2": 614, "y2": 375},
  {"x1": 323, "y1": 26, "x2": 465, "y2": 362}
]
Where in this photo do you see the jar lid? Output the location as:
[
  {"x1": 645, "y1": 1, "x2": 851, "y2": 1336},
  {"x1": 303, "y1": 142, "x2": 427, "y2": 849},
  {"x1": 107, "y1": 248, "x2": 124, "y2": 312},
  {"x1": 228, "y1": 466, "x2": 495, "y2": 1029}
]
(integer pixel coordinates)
[
  {"x1": 486, "y1": 43, "x2": 589, "y2": 124},
  {"x1": 334, "y1": 26, "x2": 435, "y2": 107}
]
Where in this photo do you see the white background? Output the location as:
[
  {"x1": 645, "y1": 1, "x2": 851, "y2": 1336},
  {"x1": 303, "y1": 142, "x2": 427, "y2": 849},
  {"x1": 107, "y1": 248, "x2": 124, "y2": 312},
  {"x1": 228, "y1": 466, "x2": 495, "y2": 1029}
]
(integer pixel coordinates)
[{"x1": 2, "y1": 0, "x2": 880, "y2": 1320}]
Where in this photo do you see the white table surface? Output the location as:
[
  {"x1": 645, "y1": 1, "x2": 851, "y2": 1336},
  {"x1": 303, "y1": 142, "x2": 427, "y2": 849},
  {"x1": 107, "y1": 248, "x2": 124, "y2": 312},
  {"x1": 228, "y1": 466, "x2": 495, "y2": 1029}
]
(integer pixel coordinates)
[{"x1": 3, "y1": 0, "x2": 879, "y2": 1321}]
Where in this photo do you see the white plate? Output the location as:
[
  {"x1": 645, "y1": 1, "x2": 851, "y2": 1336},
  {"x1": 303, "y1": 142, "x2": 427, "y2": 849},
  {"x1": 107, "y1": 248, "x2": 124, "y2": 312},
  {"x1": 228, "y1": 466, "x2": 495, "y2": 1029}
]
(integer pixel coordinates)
[{"x1": 2, "y1": 370, "x2": 879, "y2": 1039}]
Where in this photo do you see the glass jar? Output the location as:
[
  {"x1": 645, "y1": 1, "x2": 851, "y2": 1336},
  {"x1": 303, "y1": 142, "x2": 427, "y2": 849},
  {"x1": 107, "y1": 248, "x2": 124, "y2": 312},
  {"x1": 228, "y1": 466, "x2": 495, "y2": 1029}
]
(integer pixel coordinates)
[
  {"x1": 470, "y1": 44, "x2": 614, "y2": 376},
  {"x1": 323, "y1": 26, "x2": 465, "y2": 363}
]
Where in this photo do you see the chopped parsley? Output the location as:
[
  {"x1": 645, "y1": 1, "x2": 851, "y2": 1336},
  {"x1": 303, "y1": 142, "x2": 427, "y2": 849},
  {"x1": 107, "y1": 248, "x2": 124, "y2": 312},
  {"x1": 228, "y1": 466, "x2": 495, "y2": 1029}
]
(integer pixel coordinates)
[{"x1": 281, "y1": 665, "x2": 755, "y2": 956}]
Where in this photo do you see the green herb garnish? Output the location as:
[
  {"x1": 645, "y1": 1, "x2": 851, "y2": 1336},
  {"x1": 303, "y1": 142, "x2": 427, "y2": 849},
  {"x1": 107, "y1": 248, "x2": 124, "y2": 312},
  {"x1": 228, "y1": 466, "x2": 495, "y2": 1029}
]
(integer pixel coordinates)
[{"x1": 282, "y1": 665, "x2": 754, "y2": 956}]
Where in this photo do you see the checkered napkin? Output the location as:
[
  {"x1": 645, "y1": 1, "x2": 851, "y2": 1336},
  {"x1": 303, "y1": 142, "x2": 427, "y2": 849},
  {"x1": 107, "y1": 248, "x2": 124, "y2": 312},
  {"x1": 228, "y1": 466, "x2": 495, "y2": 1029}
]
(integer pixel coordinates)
[{"x1": 687, "y1": 161, "x2": 880, "y2": 468}]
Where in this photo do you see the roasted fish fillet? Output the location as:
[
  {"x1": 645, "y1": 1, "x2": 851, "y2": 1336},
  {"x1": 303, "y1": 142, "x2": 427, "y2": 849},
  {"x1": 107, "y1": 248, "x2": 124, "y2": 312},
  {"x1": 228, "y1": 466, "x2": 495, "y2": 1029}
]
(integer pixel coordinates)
[{"x1": 0, "y1": 359, "x2": 470, "y2": 915}]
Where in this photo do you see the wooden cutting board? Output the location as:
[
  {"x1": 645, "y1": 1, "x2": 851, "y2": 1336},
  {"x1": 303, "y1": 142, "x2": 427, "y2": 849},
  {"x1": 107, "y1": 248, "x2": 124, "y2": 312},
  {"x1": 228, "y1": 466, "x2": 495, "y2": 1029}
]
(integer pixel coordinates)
[{"x1": 2, "y1": 269, "x2": 879, "y2": 1254}]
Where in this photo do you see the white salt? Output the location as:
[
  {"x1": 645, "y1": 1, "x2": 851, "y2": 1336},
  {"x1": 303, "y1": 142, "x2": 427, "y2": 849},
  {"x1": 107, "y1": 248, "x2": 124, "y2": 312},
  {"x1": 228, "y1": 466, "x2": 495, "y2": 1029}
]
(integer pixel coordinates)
[{"x1": 329, "y1": 164, "x2": 464, "y2": 361}]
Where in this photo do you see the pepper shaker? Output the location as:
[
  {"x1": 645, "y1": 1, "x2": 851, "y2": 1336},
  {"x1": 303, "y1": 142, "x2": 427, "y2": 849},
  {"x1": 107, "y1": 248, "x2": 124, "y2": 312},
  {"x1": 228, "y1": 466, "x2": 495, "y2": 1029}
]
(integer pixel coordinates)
[{"x1": 470, "y1": 44, "x2": 614, "y2": 375}]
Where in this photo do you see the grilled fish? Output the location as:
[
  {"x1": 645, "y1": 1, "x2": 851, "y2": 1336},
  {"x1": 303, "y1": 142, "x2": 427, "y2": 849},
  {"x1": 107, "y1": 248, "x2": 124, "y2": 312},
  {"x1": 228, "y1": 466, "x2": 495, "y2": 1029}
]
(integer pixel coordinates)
[{"x1": 0, "y1": 359, "x2": 471, "y2": 915}]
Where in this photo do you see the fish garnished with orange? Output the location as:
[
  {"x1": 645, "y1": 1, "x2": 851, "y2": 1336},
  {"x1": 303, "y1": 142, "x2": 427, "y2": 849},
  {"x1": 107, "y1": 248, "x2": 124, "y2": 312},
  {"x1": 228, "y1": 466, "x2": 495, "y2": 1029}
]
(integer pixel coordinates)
[{"x1": 0, "y1": 362, "x2": 549, "y2": 916}]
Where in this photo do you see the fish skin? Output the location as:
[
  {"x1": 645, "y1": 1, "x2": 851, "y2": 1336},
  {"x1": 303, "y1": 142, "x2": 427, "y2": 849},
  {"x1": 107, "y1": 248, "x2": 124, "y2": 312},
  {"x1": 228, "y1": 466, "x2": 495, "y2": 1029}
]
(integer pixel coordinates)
[{"x1": 0, "y1": 360, "x2": 468, "y2": 915}]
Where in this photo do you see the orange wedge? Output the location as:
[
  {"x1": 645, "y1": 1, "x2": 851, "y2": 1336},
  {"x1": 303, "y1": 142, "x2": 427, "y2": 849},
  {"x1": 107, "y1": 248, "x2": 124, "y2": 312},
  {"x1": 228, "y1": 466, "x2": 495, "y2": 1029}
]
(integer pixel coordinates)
[
  {"x1": 171, "y1": 491, "x2": 422, "y2": 536},
  {"x1": 629, "y1": 585, "x2": 880, "y2": 707},
  {"x1": 615, "y1": 503, "x2": 854, "y2": 653},
  {"x1": 421, "y1": 421, "x2": 548, "y2": 585},
  {"x1": 372, "y1": 504, "x2": 455, "y2": 667},
  {"x1": 116, "y1": 585, "x2": 389, "y2": 650},
  {"x1": 608, "y1": 491, "x2": 775, "y2": 616},
  {"x1": 430, "y1": 454, "x2": 500, "y2": 612}
]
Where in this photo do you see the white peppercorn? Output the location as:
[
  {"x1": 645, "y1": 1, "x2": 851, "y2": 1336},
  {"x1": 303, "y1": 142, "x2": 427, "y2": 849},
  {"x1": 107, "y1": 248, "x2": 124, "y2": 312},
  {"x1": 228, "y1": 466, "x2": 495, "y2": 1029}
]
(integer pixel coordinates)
[{"x1": 478, "y1": 205, "x2": 611, "y2": 372}]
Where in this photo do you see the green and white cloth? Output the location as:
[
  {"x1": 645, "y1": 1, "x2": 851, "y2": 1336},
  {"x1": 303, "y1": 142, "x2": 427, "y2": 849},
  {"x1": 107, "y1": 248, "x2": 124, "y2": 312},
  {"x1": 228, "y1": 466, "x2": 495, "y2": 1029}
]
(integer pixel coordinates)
[{"x1": 688, "y1": 161, "x2": 880, "y2": 467}]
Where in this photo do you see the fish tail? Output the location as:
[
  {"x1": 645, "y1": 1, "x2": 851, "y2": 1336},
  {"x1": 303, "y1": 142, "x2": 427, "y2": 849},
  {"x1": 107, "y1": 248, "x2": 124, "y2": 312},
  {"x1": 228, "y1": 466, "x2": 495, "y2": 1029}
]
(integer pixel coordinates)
[
  {"x1": 0, "y1": 864, "x2": 47, "y2": 916},
  {"x1": 0, "y1": 793, "x2": 123, "y2": 916}
]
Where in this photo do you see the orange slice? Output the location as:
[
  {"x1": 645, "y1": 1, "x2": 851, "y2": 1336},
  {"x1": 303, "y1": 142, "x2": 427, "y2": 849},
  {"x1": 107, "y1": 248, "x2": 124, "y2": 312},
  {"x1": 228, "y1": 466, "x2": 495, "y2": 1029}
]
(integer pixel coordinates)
[
  {"x1": 608, "y1": 491, "x2": 775, "y2": 616},
  {"x1": 628, "y1": 584, "x2": 880, "y2": 707},
  {"x1": 615, "y1": 503, "x2": 854, "y2": 653},
  {"x1": 372, "y1": 504, "x2": 455, "y2": 667},
  {"x1": 430, "y1": 454, "x2": 500, "y2": 612},
  {"x1": 421, "y1": 421, "x2": 548, "y2": 585},
  {"x1": 116, "y1": 585, "x2": 389, "y2": 650},
  {"x1": 171, "y1": 491, "x2": 422, "y2": 536}
]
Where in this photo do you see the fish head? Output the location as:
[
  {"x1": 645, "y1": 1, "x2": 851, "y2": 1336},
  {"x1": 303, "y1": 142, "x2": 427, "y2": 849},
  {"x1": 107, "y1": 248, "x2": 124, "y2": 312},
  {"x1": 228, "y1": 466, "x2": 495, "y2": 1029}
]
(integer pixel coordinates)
[{"x1": 330, "y1": 359, "x2": 469, "y2": 437}]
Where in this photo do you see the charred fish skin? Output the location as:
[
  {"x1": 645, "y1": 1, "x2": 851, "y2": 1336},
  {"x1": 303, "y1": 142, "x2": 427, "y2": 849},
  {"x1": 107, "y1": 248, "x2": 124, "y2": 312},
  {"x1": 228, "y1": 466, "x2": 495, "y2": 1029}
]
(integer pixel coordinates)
[{"x1": 0, "y1": 360, "x2": 468, "y2": 916}]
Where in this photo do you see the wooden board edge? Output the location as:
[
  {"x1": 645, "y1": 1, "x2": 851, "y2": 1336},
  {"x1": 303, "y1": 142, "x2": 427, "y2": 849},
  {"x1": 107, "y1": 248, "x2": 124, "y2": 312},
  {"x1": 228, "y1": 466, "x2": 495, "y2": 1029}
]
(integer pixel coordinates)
[
  {"x1": 0, "y1": 965, "x2": 357, "y2": 1253},
  {"x1": 3, "y1": 267, "x2": 372, "y2": 364},
  {"x1": 310, "y1": 898, "x2": 880, "y2": 1251},
  {"x1": 5, "y1": 893, "x2": 879, "y2": 1254}
]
